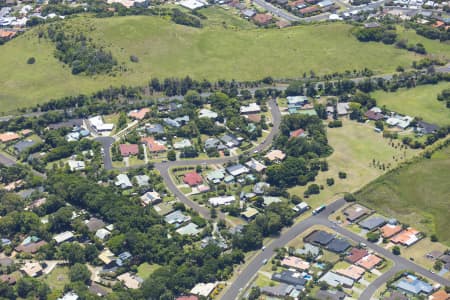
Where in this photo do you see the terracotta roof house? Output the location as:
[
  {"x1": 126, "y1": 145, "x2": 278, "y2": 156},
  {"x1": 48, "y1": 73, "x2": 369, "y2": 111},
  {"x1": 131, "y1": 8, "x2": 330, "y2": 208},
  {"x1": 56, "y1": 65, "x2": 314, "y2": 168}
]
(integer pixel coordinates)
[
  {"x1": 381, "y1": 224, "x2": 403, "y2": 238},
  {"x1": 141, "y1": 137, "x2": 166, "y2": 153},
  {"x1": 299, "y1": 5, "x2": 320, "y2": 15},
  {"x1": 346, "y1": 247, "x2": 369, "y2": 264},
  {"x1": 183, "y1": 172, "x2": 203, "y2": 187},
  {"x1": 264, "y1": 149, "x2": 286, "y2": 161},
  {"x1": 429, "y1": 290, "x2": 450, "y2": 300},
  {"x1": 15, "y1": 240, "x2": 47, "y2": 254},
  {"x1": 128, "y1": 108, "x2": 150, "y2": 120},
  {"x1": 290, "y1": 128, "x2": 306, "y2": 138},
  {"x1": 252, "y1": 13, "x2": 273, "y2": 25},
  {"x1": 0, "y1": 30, "x2": 16, "y2": 39},
  {"x1": 176, "y1": 296, "x2": 199, "y2": 300},
  {"x1": 335, "y1": 265, "x2": 365, "y2": 281},
  {"x1": 289, "y1": 0, "x2": 305, "y2": 6},
  {"x1": 356, "y1": 254, "x2": 383, "y2": 270},
  {"x1": 246, "y1": 113, "x2": 261, "y2": 123},
  {"x1": 391, "y1": 228, "x2": 421, "y2": 246},
  {"x1": 119, "y1": 144, "x2": 139, "y2": 157},
  {"x1": 281, "y1": 256, "x2": 310, "y2": 271},
  {"x1": 0, "y1": 132, "x2": 20, "y2": 142}
]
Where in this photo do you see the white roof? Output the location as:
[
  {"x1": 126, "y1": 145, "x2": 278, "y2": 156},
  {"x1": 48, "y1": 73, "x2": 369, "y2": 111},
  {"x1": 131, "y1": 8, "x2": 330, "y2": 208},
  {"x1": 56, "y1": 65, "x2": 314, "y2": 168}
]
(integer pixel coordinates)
[
  {"x1": 88, "y1": 116, "x2": 114, "y2": 131},
  {"x1": 337, "y1": 102, "x2": 350, "y2": 115},
  {"x1": 95, "y1": 228, "x2": 110, "y2": 240},
  {"x1": 245, "y1": 159, "x2": 266, "y2": 172},
  {"x1": 173, "y1": 139, "x2": 192, "y2": 149},
  {"x1": 179, "y1": 0, "x2": 207, "y2": 9},
  {"x1": 190, "y1": 282, "x2": 217, "y2": 297},
  {"x1": 209, "y1": 195, "x2": 235, "y2": 206},
  {"x1": 199, "y1": 108, "x2": 218, "y2": 119},
  {"x1": 115, "y1": 174, "x2": 132, "y2": 188},
  {"x1": 67, "y1": 160, "x2": 85, "y2": 171},
  {"x1": 53, "y1": 231, "x2": 74, "y2": 244},
  {"x1": 58, "y1": 292, "x2": 79, "y2": 300},
  {"x1": 240, "y1": 103, "x2": 261, "y2": 114}
]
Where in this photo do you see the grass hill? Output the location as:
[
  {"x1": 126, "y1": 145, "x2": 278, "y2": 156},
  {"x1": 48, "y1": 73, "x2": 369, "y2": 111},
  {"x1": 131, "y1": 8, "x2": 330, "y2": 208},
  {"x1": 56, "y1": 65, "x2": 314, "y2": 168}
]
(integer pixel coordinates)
[
  {"x1": 0, "y1": 12, "x2": 448, "y2": 112},
  {"x1": 355, "y1": 145, "x2": 450, "y2": 245}
]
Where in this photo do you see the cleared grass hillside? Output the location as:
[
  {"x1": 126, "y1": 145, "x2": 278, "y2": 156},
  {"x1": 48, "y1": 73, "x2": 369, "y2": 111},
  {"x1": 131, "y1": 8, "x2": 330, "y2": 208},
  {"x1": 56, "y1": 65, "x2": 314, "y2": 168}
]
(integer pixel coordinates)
[
  {"x1": 355, "y1": 145, "x2": 450, "y2": 245},
  {"x1": 372, "y1": 82, "x2": 450, "y2": 126},
  {"x1": 0, "y1": 14, "x2": 446, "y2": 112}
]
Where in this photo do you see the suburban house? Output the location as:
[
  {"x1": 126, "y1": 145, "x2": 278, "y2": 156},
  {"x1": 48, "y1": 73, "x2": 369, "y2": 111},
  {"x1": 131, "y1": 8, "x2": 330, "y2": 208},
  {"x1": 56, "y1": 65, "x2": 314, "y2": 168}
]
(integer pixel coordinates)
[
  {"x1": 164, "y1": 210, "x2": 191, "y2": 227},
  {"x1": 245, "y1": 159, "x2": 266, "y2": 172},
  {"x1": 394, "y1": 274, "x2": 433, "y2": 296},
  {"x1": 140, "y1": 191, "x2": 162, "y2": 206},
  {"x1": 299, "y1": 5, "x2": 320, "y2": 16},
  {"x1": 128, "y1": 108, "x2": 150, "y2": 120},
  {"x1": 119, "y1": 144, "x2": 139, "y2": 157},
  {"x1": 264, "y1": 149, "x2": 286, "y2": 162},
  {"x1": 416, "y1": 121, "x2": 439, "y2": 135},
  {"x1": 316, "y1": 290, "x2": 347, "y2": 300},
  {"x1": 326, "y1": 238, "x2": 351, "y2": 253},
  {"x1": 21, "y1": 262, "x2": 43, "y2": 277},
  {"x1": 206, "y1": 169, "x2": 226, "y2": 184},
  {"x1": 261, "y1": 283, "x2": 296, "y2": 298},
  {"x1": 190, "y1": 282, "x2": 217, "y2": 298},
  {"x1": 14, "y1": 139, "x2": 36, "y2": 154},
  {"x1": 390, "y1": 228, "x2": 421, "y2": 246},
  {"x1": 335, "y1": 265, "x2": 365, "y2": 281},
  {"x1": 346, "y1": 248, "x2": 369, "y2": 264},
  {"x1": 0, "y1": 132, "x2": 20, "y2": 143},
  {"x1": 380, "y1": 224, "x2": 403, "y2": 238},
  {"x1": 337, "y1": 102, "x2": 350, "y2": 116},
  {"x1": 85, "y1": 217, "x2": 106, "y2": 233},
  {"x1": 287, "y1": 96, "x2": 308, "y2": 112},
  {"x1": 183, "y1": 172, "x2": 203, "y2": 187},
  {"x1": 176, "y1": 223, "x2": 201, "y2": 236},
  {"x1": 305, "y1": 230, "x2": 335, "y2": 246},
  {"x1": 117, "y1": 272, "x2": 143, "y2": 289},
  {"x1": 67, "y1": 160, "x2": 86, "y2": 172},
  {"x1": 295, "y1": 243, "x2": 320, "y2": 259},
  {"x1": 240, "y1": 207, "x2": 259, "y2": 221},
  {"x1": 252, "y1": 13, "x2": 273, "y2": 25},
  {"x1": 88, "y1": 116, "x2": 114, "y2": 132},
  {"x1": 386, "y1": 114, "x2": 413, "y2": 130},
  {"x1": 198, "y1": 108, "x2": 218, "y2": 119},
  {"x1": 356, "y1": 254, "x2": 383, "y2": 270},
  {"x1": 241, "y1": 8, "x2": 256, "y2": 18},
  {"x1": 209, "y1": 195, "x2": 235, "y2": 206},
  {"x1": 253, "y1": 182, "x2": 270, "y2": 194},
  {"x1": 15, "y1": 236, "x2": 47, "y2": 254},
  {"x1": 293, "y1": 202, "x2": 310, "y2": 214},
  {"x1": 204, "y1": 138, "x2": 224, "y2": 150},
  {"x1": 134, "y1": 175, "x2": 150, "y2": 187},
  {"x1": 47, "y1": 119, "x2": 84, "y2": 130},
  {"x1": 145, "y1": 123, "x2": 164, "y2": 135},
  {"x1": 220, "y1": 134, "x2": 241, "y2": 148},
  {"x1": 359, "y1": 216, "x2": 386, "y2": 231},
  {"x1": 115, "y1": 174, "x2": 133, "y2": 189},
  {"x1": 318, "y1": 0, "x2": 335, "y2": 10},
  {"x1": 290, "y1": 128, "x2": 307, "y2": 139},
  {"x1": 272, "y1": 270, "x2": 307, "y2": 288},
  {"x1": 365, "y1": 110, "x2": 384, "y2": 121},
  {"x1": 263, "y1": 196, "x2": 282, "y2": 206},
  {"x1": 173, "y1": 139, "x2": 192, "y2": 150},
  {"x1": 429, "y1": 290, "x2": 450, "y2": 300},
  {"x1": 53, "y1": 231, "x2": 75, "y2": 244},
  {"x1": 96, "y1": 228, "x2": 111, "y2": 240},
  {"x1": 343, "y1": 204, "x2": 371, "y2": 223},
  {"x1": 141, "y1": 137, "x2": 167, "y2": 153},
  {"x1": 226, "y1": 164, "x2": 249, "y2": 176},
  {"x1": 281, "y1": 256, "x2": 310, "y2": 271},
  {"x1": 320, "y1": 271, "x2": 354, "y2": 288}
]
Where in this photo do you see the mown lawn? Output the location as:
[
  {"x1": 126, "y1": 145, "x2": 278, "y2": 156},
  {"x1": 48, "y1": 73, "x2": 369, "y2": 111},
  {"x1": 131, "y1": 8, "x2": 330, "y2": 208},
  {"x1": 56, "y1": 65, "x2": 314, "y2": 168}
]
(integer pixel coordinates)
[
  {"x1": 137, "y1": 262, "x2": 161, "y2": 280},
  {"x1": 288, "y1": 119, "x2": 419, "y2": 208},
  {"x1": 371, "y1": 82, "x2": 450, "y2": 126},
  {"x1": 355, "y1": 145, "x2": 450, "y2": 246},
  {"x1": 43, "y1": 266, "x2": 70, "y2": 299},
  {"x1": 0, "y1": 16, "x2": 441, "y2": 113}
]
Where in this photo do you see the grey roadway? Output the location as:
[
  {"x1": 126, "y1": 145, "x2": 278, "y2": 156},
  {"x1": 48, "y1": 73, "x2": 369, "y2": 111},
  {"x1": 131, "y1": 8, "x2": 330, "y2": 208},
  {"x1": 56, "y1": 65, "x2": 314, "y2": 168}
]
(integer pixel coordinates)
[
  {"x1": 221, "y1": 199, "x2": 450, "y2": 300},
  {"x1": 95, "y1": 136, "x2": 115, "y2": 171}
]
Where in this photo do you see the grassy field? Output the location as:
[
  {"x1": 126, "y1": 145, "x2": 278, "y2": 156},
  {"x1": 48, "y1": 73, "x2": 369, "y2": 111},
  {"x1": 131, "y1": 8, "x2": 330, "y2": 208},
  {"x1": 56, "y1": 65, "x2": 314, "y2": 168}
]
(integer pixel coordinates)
[
  {"x1": 372, "y1": 82, "x2": 450, "y2": 126},
  {"x1": 288, "y1": 119, "x2": 419, "y2": 208},
  {"x1": 137, "y1": 262, "x2": 161, "y2": 280},
  {"x1": 43, "y1": 266, "x2": 70, "y2": 299},
  {"x1": 0, "y1": 14, "x2": 442, "y2": 113},
  {"x1": 396, "y1": 26, "x2": 450, "y2": 59},
  {"x1": 355, "y1": 145, "x2": 450, "y2": 246}
]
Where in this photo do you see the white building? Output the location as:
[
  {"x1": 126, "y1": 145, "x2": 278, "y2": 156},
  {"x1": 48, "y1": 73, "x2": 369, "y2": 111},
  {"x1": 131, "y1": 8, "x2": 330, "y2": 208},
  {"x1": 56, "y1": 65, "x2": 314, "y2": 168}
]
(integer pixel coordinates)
[
  {"x1": 209, "y1": 195, "x2": 235, "y2": 206},
  {"x1": 88, "y1": 116, "x2": 114, "y2": 132},
  {"x1": 190, "y1": 282, "x2": 217, "y2": 297},
  {"x1": 240, "y1": 103, "x2": 261, "y2": 114},
  {"x1": 67, "y1": 160, "x2": 86, "y2": 172},
  {"x1": 53, "y1": 231, "x2": 74, "y2": 244}
]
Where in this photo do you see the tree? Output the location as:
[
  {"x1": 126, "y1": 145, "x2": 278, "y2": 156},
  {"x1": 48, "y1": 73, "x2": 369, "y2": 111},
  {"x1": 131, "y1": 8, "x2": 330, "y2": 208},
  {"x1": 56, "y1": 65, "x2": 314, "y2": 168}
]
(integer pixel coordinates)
[
  {"x1": 367, "y1": 231, "x2": 380, "y2": 242},
  {"x1": 326, "y1": 178, "x2": 334, "y2": 186},
  {"x1": 338, "y1": 171, "x2": 347, "y2": 179},
  {"x1": 434, "y1": 260, "x2": 443, "y2": 271},
  {"x1": 248, "y1": 287, "x2": 261, "y2": 300},
  {"x1": 392, "y1": 246, "x2": 401, "y2": 255},
  {"x1": 27, "y1": 57, "x2": 36, "y2": 64},
  {"x1": 117, "y1": 112, "x2": 127, "y2": 130},
  {"x1": 167, "y1": 150, "x2": 176, "y2": 161},
  {"x1": 69, "y1": 263, "x2": 91, "y2": 284},
  {"x1": 344, "y1": 193, "x2": 356, "y2": 202},
  {"x1": 430, "y1": 234, "x2": 439, "y2": 242},
  {"x1": 375, "y1": 120, "x2": 384, "y2": 130}
]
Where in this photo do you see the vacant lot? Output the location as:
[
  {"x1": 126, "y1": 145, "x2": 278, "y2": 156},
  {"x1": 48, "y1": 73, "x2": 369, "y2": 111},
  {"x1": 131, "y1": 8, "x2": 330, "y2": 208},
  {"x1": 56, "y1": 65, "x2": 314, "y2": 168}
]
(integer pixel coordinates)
[
  {"x1": 355, "y1": 145, "x2": 450, "y2": 245},
  {"x1": 0, "y1": 16, "x2": 440, "y2": 112},
  {"x1": 289, "y1": 119, "x2": 419, "y2": 208},
  {"x1": 372, "y1": 82, "x2": 450, "y2": 126}
]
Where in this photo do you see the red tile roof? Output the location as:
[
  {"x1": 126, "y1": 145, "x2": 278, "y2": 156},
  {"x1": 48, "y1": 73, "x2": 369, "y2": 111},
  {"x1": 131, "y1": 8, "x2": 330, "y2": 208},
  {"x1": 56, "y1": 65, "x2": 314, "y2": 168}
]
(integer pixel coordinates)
[
  {"x1": 0, "y1": 132, "x2": 20, "y2": 142},
  {"x1": 299, "y1": 5, "x2": 319, "y2": 14},
  {"x1": 183, "y1": 172, "x2": 203, "y2": 187},
  {"x1": 346, "y1": 248, "x2": 369, "y2": 264},
  {"x1": 253, "y1": 13, "x2": 273, "y2": 25},
  {"x1": 176, "y1": 296, "x2": 199, "y2": 300},
  {"x1": 15, "y1": 240, "x2": 47, "y2": 254},
  {"x1": 290, "y1": 128, "x2": 305, "y2": 138},
  {"x1": 0, "y1": 30, "x2": 16, "y2": 39},
  {"x1": 129, "y1": 108, "x2": 150, "y2": 120},
  {"x1": 429, "y1": 290, "x2": 449, "y2": 300},
  {"x1": 289, "y1": 0, "x2": 305, "y2": 6},
  {"x1": 141, "y1": 137, "x2": 167, "y2": 153},
  {"x1": 356, "y1": 254, "x2": 382, "y2": 270},
  {"x1": 119, "y1": 144, "x2": 139, "y2": 157}
]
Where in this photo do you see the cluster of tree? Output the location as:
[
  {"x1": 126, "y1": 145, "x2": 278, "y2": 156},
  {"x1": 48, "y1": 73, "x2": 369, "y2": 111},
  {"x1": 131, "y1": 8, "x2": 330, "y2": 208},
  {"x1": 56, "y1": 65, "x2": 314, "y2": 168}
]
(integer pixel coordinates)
[
  {"x1": 411, "y1": 23, "x2": 450, "y2": 42},
  {"x1": 46, "y1": 24, "x2": 117, "y2": 75},
  {"x1": 354, "y1": 25, "x2": 397, "y2": 44},
  {"x1": 437, "y1": 88, "x2": 450, "y2": 109},
  {"x1": 171, "y1": 8, "x2": 202, "y2": 28},
  {"x1": 395, "y1": 39, "x2": 426, "y2": 54},
  {"x1": 0, "y1": 276, "x2": 50, "y2": 299}
]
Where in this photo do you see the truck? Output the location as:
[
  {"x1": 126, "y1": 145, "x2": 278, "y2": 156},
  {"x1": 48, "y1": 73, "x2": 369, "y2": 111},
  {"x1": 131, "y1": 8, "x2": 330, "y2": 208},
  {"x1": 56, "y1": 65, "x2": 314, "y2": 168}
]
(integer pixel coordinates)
[{"x1": 312, "y1": 205, "x2": 326, "y2": 215}]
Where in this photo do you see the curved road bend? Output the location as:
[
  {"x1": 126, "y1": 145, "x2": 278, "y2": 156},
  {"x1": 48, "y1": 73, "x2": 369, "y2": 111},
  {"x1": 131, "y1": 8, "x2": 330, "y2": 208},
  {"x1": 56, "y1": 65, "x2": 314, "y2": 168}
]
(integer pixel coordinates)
[
  {"x1": 221, "y1": 199, "x2": 450, "y2": 300},
  {"x1": 154, "y1": 98, "x2": 282, "y2": 220}
]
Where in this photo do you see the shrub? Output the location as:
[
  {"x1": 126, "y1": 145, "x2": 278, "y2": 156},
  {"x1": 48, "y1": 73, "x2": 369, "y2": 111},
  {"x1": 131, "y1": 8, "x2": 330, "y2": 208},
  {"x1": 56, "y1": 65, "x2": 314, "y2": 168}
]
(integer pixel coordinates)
[{"x1": 27, "y1": 57, "x2": 36, "y2": 64}]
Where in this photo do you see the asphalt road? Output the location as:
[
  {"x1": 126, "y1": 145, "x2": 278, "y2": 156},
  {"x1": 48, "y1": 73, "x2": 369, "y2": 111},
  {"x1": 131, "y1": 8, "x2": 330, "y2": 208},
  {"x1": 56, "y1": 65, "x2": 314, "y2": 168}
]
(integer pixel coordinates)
[
  {"x1": 0, "y1": 152, "x2": 17, "y2": 166},
  {"x1": 253, "y1": 0, "x2": 300, "y2": 21},
  {"x1": 94, "y1": 136, "x2": 115, "y2": 171},
  {"x1": 221, "y1": 199, "x2": 450, "y2": 300}
]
